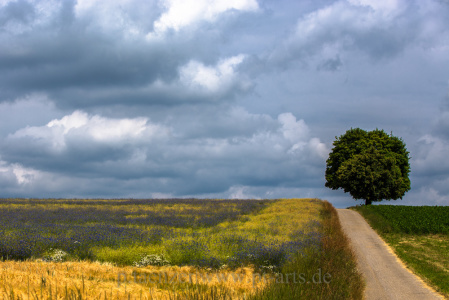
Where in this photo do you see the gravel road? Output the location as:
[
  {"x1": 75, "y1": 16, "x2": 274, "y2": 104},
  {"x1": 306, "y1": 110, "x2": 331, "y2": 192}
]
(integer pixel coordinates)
[{"x1": 337, "y1": 209, "x2": 445, "y2": 300}]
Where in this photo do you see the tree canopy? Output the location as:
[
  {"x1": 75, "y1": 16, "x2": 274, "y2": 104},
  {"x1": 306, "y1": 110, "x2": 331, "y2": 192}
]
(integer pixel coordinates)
[{"x1": 325, "y1": 128, "x2": 411, "y2": 205}]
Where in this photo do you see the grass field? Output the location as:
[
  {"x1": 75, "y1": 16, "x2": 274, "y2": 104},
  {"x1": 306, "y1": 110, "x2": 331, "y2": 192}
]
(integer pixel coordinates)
[
  {"x1": 0, "y1": 198, "x2": 363, "y2": 299},
  {"x1": 353, "y1": 205, "x2": 449, "y2": 299}
]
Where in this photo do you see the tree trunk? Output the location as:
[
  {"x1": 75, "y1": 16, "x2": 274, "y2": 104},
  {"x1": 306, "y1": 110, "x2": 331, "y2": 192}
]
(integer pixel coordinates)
[{"x1": 365, "y1": 198, "x2": 372, "y2": 205}]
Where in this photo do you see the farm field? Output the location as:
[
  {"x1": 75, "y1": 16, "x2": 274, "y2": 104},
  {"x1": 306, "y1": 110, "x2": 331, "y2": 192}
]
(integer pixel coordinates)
[
  {"x1": 353, "y1": 205, "x2": 449, "y2": 299},
  {"x1": 0, "y1": 198, "x2": 363, "y2": 299}
]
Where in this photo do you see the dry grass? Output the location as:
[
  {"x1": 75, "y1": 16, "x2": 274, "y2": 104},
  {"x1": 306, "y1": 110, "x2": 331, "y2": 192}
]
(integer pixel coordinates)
[{"x1": 317, "y1": 201, "x2": 365, "y2": 299}]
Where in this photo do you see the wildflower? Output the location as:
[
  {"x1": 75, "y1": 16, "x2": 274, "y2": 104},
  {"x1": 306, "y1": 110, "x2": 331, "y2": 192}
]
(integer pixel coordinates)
[
  {"x1": 42, "y1": 248, "x2": 68, "y2": 262},
  {"x1": 133, "y1": 254, "x2": 170, "y2": 267}
]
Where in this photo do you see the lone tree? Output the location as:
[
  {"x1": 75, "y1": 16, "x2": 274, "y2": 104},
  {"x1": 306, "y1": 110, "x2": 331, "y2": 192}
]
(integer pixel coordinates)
[{"x1": 325, "y1": 128, "x2": 411, "y2": 205}]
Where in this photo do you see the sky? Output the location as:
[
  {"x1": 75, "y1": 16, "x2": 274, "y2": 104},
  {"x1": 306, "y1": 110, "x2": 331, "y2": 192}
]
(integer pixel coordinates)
[{"x1": 1, "y1": 0, "x2": 449, "y2": 208}]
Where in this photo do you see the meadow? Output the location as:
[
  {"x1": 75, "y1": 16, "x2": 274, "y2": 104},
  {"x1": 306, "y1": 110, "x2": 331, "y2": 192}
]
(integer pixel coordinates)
[
  {"x1": 353, "y1": 205, "x2": 449, "y2": 299},
  {"x1": 0, "y1": 198, "x2": 364, "y2": 299}
]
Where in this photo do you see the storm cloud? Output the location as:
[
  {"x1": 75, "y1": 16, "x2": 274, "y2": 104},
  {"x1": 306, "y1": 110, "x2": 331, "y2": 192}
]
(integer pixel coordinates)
[{"x1": 1, "y1": 0, "x2": 449, "y2": 207}]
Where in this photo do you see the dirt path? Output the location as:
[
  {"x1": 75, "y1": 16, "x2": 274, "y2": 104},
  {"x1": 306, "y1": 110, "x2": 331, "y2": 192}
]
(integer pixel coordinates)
[{"x1": 337, "y1": 209, "x2": 445, "y2": 300}]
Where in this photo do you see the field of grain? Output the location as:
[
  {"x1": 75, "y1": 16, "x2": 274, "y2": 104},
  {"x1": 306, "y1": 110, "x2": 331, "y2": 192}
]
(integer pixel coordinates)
[{"x1": 0, "y1": 198, "x2": 324, "y2": 299}]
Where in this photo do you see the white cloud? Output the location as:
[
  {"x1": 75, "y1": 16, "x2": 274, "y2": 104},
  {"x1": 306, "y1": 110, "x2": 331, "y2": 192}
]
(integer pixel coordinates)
[
  {"x1": 9, "y1": 110, "x2": 170, "y2": 151},
  {"x1": 152, "y1": 0, "x2": 259, "y2": 34},
  {"x1": 278, "y1": 113, "x2": 309, "y2": 144},
  {"x1": 308, "y1": 137, "x2": 329, "y2": 159},
  {"x1": 0, "y1": 160, "x2": 41, "y2": 185},
  {"x1": 108, "y1": 55, "x2": 252, "y2": 103},
  {"x1": 47, "y1": 110, "x2": 89, "y2": 134},
  {"x1": 179, "y1": 55, "x2": 247, "y2": 93},
  {"x1": 276, "y1": 113, "x2": 329, "y2": 158}
]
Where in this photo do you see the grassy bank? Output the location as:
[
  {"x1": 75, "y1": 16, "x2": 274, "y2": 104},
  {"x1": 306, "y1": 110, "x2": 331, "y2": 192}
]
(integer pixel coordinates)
[
  {"x1": 250, "y1": 201, "x2": 365, "y2": 300},
  {"x1": 353, "y1": 205, "x2": 449, "y2": 299}
]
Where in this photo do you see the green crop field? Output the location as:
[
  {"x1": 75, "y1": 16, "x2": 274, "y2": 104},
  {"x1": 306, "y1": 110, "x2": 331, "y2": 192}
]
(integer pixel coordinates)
[
  {"x1": 354, "y1": 205, "x2": 449, "y2": 299},
  {"x1": 354, "y1": 205, "x2": 449, "y2": 234},
  {"x1": 0, "y1": 198, "x2": 363, "y2": 299}
]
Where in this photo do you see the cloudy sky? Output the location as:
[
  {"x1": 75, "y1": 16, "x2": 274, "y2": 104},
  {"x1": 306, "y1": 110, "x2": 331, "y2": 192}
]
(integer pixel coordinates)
[{"x1": 1, "y1": 0, "x2": 449, "y2": 208}]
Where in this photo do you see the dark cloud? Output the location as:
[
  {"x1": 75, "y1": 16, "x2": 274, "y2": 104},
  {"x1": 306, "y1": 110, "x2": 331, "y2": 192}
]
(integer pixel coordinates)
[
  {"x1": 0, "y1": 0, "x2": 448, "y2": 206},
  {"x1": 433, "y1": 112, "x2": 449, "y2": 141},
  {"x1": 317, "y1": 56, "x2": 342, "y2": 71},
  {"x1": 1, "y1": 108, "x2": 328, "y2": 198},
  {"x1": 266, "y1": 0, "x2": 449, "y2": 71},
  {"x1": 0, "y1": 0, "x2": 35, "y2": 26},
  {"x1": 0, "y1": 0, "x2": 255, "y2": 108}
]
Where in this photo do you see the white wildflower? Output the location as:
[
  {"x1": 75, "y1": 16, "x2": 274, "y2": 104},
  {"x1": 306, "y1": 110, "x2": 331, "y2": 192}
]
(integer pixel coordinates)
[
  {"x1": 42, "y1": 248, "x2": 68, "y2": 262},
  {"x1": 133, "y1": 254, "x2": 170, "y2": 267}
]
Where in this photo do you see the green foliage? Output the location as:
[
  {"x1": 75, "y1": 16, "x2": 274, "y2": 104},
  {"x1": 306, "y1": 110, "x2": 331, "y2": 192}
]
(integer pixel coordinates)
[
  {"x1": 93, "y1": 246, "x2": 149, "y2": 265},
  {"x1": 354, "y1": 205, "x2": 449, "y2": 234},
  {"x1": 325, "y1": 128, "x2": 411, "y2": 205},
  {"x1": 164, "y1": 237, "x2": 210, "y2": 266}
]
